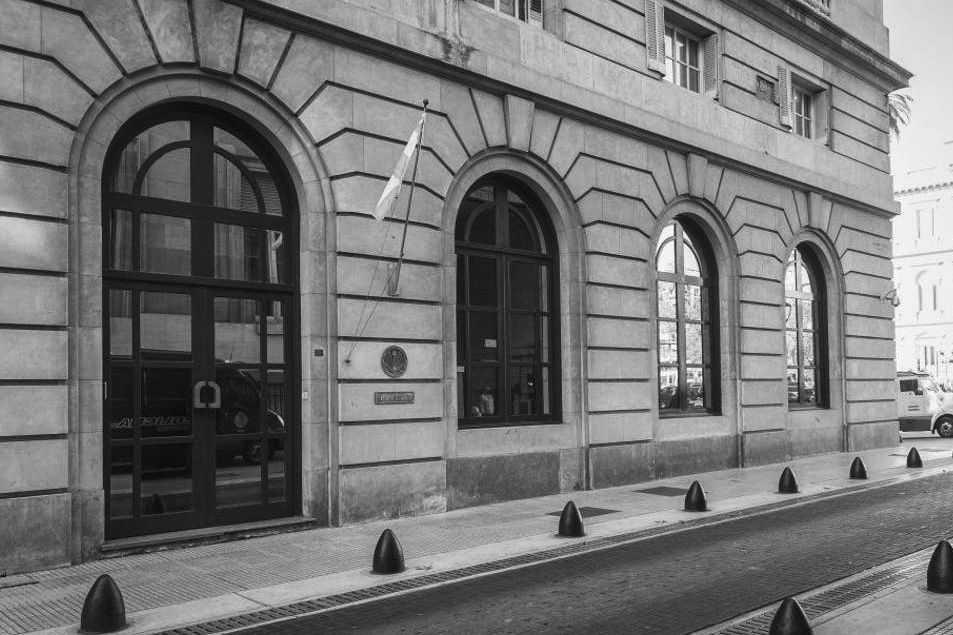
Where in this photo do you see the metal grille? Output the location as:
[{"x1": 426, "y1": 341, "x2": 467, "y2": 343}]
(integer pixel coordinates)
[{"x1": 713, "y1": 552, "x2": 930, "y2": 634}]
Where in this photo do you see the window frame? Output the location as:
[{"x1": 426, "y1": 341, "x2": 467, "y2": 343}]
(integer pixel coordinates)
[
  {"x1": 455, "y1": 178, "x2": 560, "y2": 429},
  {"x1": 785, "y1": 247, "x2": 828, "y2": 409},
  {"x1": 471, "y1": 0, "x2": 543, "y2": 26},
  {"x1": 664, "y1": 25, "x2": 703, "y2": 93},
  {"x1": 792, "y1": 85, "x2": 814, "y2": 139},
  {"x1": 655, "y1": 219, "x2": 720, "y2": 416}
]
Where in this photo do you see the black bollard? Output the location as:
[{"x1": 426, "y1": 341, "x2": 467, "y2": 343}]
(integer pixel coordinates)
[
  {"x1": 80, "y1": 574, "x2": 127, "y2": 633},
  {"x1": 768, "y1": 597, "x2": 813, "y2": 635},
  {"x1": 684, "y1": 480, "x2": 708, "y2": 512},
  {"x1": 557, "y1": 501, "x2": 585, "y2": 537},
  {"x1": 849, "y1": 456, "x2": 868, "y2": 480},
  {"x1": 143, "y1": 492, "x2": 166, "y2": 515},
  {"x1": 928, "y1": 541, "x2": 953, "y2": 593},
  {"x1": 907, "y1": 447, "x2": 923, "y2": 468},
  {"x1": 372, "y1": 528, "x2": 405, "y2": 574},
  {"x1": 778, "y1": 467, "x2": 799, "y2": 494}
]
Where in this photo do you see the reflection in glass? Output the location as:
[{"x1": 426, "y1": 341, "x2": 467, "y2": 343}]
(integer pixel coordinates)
[
  {"x1": 469, "y1": 367, "x2": 498, "y2": 417},
  {"x1": 657, "y1": 281, "x2": 677, "y2": 319},
  {"x1": 685, "y1": 323, "x2": 703, "y2": 364},
  {"x1": 786, "y1": 330, "x2": 798, "y2": 367},
  {"x1": 140, "y1": 443, "x2": 193, "y2": 513},
  {"x1": 510, "y1": 366, "x2": 537, "y2": 415},
  {"x1": 140, "y1": 292, "x2": 191, "y2": 356},
  {"x1": 109, "y1": 367, "x2": 134, "y2": 440},
  {"x1": 509, "y1": 314, "x2": 536, "y2": 361},
  {"x1": 139, "y1": 148, "x2": 191, "y2": 202},
  {"x1": 113, "y1": 121, "x2": 190, "y2": 195},
  {"x1": 684, "y1": 284, "x2": 702, "y2": 320},
  {"x1": 686, "y1": 367, "x2": 705, "y2": 410},
  {"x1": 215, "y1": 297, "x2": 260, "y2": 364},
  {"x1": 469, "y1": 256, "x2": 498, "y2": 306},
  {"x1": 140, "y1": 368, "x2": 192, "y2": 438},
  {"x1": 215, "y1": 224, "x2": 263, "y2": 282},
  {"x1": 510, "y1": 261, "x2": 540, "y2": 310},
  {"x1": 111, "y1": 210, "x2": 133, "y2": 271},
  {"x1": 140, "y1": 214, "x2": 191, "y2": 275},
  {"x1": 509, "y1": 211, "x2": 537, "y2": 251},
  {"x1": 109, "y1": 289, "x2": 133, "y2": 357},
  {"x1": 800, "y1": 299, "x2": 813, "y2": 328},
  {"x1": 469, "y1": 312, "x2": 498, "y2": 361},
  {"x1": 657, "y1": 240, "x2": 675, "y2": 272},
  {"x1": 109, "y1": 446, "x2": 133, "y2": 519},
  {"x1": 803, "y1": 332, "x2": 815, "y2": 367},
  {"x1": 658, "y1": 322, "x2": 678, "y2": 364},
  {"x1": 468, "y1": 208, "x2": 495, "y2": 245},
  {"x1": 266, "y1": 300, "x2": 285, "y2": 364},
  {"x1": 659, "y1": 367, "x2": 679, "y2": 410},
  {"x1": 684, "y1": 246, "x2": 701, "y2": 277}
]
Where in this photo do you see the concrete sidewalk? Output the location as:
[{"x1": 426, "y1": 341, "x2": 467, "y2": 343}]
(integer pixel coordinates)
[{"x1": 4, "y1": 435, "x2": 953, "y2": 635}]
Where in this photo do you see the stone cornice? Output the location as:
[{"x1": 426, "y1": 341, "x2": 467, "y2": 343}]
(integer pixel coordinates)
[
  {"x1": 895, "y1": 181, "x2": 953, "y2": 197},
  {"x1": 722, "y1": 0, "x2": 911, "y2": 92}
]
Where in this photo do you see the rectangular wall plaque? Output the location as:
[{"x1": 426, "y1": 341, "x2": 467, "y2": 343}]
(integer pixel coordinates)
[{"x1": 374, "y1": 391, "x2": 415, "y2": 405}]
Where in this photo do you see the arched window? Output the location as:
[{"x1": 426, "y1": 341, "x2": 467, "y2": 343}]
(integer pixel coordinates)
[
  {"x1": 785, "y1": 247, "x2": 827, "y2": 407},
  {"x1": 655, "y1": 219, "x2": 718, "y2": 413},
  {"x1": 455, "y1": 178, "x2": 558, "y2": 426}
]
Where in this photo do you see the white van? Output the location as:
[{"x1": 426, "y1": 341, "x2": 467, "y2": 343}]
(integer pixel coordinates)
[{"x1": 897, "y1": 371, "x2": 953, "y2": 437}]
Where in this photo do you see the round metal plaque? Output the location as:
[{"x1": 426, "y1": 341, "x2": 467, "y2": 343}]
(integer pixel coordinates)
[{"x1": 381, "y1": 346, "x2": 408, "y2": 378}]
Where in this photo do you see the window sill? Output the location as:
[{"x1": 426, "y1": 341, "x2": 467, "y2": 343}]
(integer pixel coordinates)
[
  {"x1": 458, "y1": 419, "x2": 564, "y2": 430},
  {"x1": 788, "y1": 405, "x2": 830, "y2": 411},
  {"x1": 658, "y1": 410, "x2": 722, "y2": 419}
]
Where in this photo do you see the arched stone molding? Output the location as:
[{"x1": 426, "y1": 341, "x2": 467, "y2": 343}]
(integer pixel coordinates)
[
  {"x1": 784, "y1": 227, "x2": 847, "y2": 451},
  {"x1": 440, "y1": 149, "x2": 587, "y2": 469},
  {"x1": 649, "y1": 196, "x2": 741, "y2": 461},
  {"x1": 67, "y1": 69, "x2": 334, "y2": 560}
]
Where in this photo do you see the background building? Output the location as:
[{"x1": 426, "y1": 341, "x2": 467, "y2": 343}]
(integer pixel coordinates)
[
  {"x1": 0, "y1": 0, "x2": 907, "y2": 574},
  {"x1": 894, "y1": 148, "x2": 953, "y2": 387}
]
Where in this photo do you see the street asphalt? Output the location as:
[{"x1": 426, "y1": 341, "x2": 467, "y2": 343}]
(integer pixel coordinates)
[{"x1": 229, "y1": 472, "x2": 953, "y2": 635}]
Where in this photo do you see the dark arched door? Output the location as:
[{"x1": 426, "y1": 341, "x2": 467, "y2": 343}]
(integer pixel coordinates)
[{"x1": 102, "y1": 106, "x2": 299, "y2": 538}]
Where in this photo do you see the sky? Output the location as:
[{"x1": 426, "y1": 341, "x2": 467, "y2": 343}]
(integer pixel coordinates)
[{"x1": 883, "y1": 0, "x2": 953, "y2": 178}]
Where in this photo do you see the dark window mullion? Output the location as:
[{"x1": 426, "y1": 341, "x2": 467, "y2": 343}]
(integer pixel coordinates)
[{"x1": 130, "y1": 288, "x2": 142, "y2": 518}]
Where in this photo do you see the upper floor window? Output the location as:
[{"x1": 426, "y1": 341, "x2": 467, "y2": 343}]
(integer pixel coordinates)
[
  {"x1": 664, "y1": 26, "x2": 701, "y2": 93},
  {"x1": 455, "y1": 178, "x2": 558, "y2": 427},
  {"x1": 917, "y1": 208, "x2": 935, "y2": 238},
  {"x1": 793, "y1": 86, "x2": 813, "y2": 139},
  {"x1": 645, "y1": 2, "x2": 720, "y2": 97},
  {"x1": 656, "y1": 219, "x2": 718, "y2": 414},
  {"x1": 473, "y1": 0, "x2": 543, "y2": 26},
  {"x1": 785, "y1": 247, "x2": 827, "y2": 408}
]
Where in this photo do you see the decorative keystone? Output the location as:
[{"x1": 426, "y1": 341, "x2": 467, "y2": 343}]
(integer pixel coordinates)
[
  {"x1": 80, "y1": 574, "x2": 127, "y2": 634},
  {"x1": 768, "y1": 597, "x2": 813, "y2": 635},
  {"x1": 778, "y1": 467, "x2": 799, "y2": 494},
  {"x1": 557, "y1": 501, "x2": 585, "y2": 537},
  {"x1": 849, "y1": 457, "x2": 868, "y2": 480},
  {"x1": 928, "y1": 541, "x2": 953, "y2": 593},
  {"x1": 143, "y1": 492, "x2": 166, "y2": 515},
  {"x1": 907, "y1": 447, "x2": 923, "y2": 468},
  {"x1": 372, "y1": 529, "x2": 405, "y2": 574},
  {"x1": 684, "y1": 480, "x2": 709, "y2": 512}
]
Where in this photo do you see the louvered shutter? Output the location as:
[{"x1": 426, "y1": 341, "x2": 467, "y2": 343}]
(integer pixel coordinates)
[
  {"x1": 777, "y1": 65, "x2": 793, "y2": 128},
  {"x1": 645, "y1": 1, "x2": 666, "y2": 73},
  {"x1": 703, "y1": 33, "x2": 721, "y2": 98},
  {"x1": 528, "y1": 0, "x2": 543, "y2": 27}
]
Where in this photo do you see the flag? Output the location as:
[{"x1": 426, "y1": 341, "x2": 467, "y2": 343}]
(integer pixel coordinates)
[{"x1": 374, "y1": 110, "x2": 426, "y2": 221}]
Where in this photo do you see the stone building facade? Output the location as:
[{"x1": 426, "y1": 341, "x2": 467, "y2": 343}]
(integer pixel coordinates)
[
  {"x1": 0, "y1": 0, "x2": 907, "y2": 573},
  {"x1": 894, "y1": 153, "x2": 953, "y2": 386}
]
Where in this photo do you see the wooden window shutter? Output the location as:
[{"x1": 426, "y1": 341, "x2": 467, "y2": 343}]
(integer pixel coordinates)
[
  {"x1": 528, "y1": 0, "x2": 543, "y2": 27},
  {"x1": 645, "y1": 1, "x2": 666, "y2": 73},
  {"x1": 777, "y1": 64, "x2": 793, "y2": 128},
  {"x1": 703, "y1": 33, "x2": 721, "y2": 98}
]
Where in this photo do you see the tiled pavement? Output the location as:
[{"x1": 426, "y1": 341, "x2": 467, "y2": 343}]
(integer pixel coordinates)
[{"x1": 4, "y1": 434, "x2": 953, "y2": 635}]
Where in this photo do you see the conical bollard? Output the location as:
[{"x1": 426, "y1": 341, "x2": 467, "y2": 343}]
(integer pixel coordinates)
[
  {"x1": 778, "y1": 467, "x2": 799, "y2": 494},
  {"x1": 684, "y1": 480, "x2": 708, "y2": 512},
  {"x1": 768, "y1": 597, "x2": 813, "y2": 635},
  {"x1": 849, "y1": 456, "x2": 868, "y2": 480},
  {"x1": 927, "y1": 541, "x2": 953, "y2": 593},
  {"x1": 80, "y1": 574, "x2": 127, "y2": 633},
  {"x1": 372, "y1": 528, "x2": 405, "y2": 574},
  {"x1": 557, "y1": 501, "x2": 585, "y2": 537},
  {"x1": 143, "y1": 492, "x2": 166, "y2": 515},
  {"x1": 907, "y1": 447, "x2": 923, "y2": 468}
]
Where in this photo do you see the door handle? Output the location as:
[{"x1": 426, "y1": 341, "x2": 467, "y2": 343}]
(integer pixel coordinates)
[
  {"x1": 206, "y1": 380, "x2": 222, "y2": 409},
  {"x1": 193, "y1": 381, "x2": 208, "y2": 409}
]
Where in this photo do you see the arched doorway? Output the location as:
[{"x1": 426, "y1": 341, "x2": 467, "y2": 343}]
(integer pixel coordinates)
[{"x1": 101, "y1": 105, "x2": 299, "y2": 538}]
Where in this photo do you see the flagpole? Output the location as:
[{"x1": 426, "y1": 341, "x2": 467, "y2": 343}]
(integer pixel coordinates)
[{"x1": 387, "y1": 99, "x2": 429, "y2": 297}]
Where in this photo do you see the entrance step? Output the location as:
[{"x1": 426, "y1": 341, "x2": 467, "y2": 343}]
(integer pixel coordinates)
[{"x1": 100, "y1": 516, "x2": 318, "y2": 558}]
